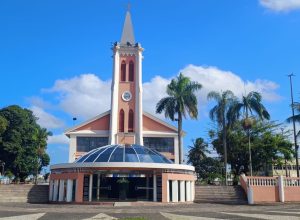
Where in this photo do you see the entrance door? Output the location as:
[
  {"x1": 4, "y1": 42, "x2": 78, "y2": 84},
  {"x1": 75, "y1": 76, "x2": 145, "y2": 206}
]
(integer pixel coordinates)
[{"x1": 94, "y1": 175, "x2": 153, "y2": 201}]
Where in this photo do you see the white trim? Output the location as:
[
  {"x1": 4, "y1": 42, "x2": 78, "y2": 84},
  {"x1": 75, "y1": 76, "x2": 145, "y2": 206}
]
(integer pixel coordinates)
[
  {"x1": 64, "y1": 111, "x2": 110, "y2": 135},
  {"x1": 68, "y1": 130, "x2": 109, "y2": 136},
  {"x1": 143, "y1": 131, "x2": 177, "y2": 136},
  {"x1": 50, "y1": 162, "x2": 195, "y2": 172}
]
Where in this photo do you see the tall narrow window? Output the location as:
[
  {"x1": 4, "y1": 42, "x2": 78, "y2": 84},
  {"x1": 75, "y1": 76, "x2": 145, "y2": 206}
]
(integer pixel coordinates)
[
  {"x1": 121, "y1": 61, "x2": 126, "y2": 81},
  {"x1": 128, "y1": 109, "x2": 134, "y2": 132},
  {"x1": 119, "y1": 109, "x2": 125, "y2": 132},
  {"x1": 129, "y1": 61, "x2": 134, "y2": 82}
]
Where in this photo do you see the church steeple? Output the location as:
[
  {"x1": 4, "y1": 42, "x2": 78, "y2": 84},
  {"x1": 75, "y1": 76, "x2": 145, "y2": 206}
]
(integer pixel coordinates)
[
  {"x1": 109, "y1": 9, "x2": 143, "y2": 146},
  {"x1": 121, "y1": 11, "x2": 135, "y2": 45}
]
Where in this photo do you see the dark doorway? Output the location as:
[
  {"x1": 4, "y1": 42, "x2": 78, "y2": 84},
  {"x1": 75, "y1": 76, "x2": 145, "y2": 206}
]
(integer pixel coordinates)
[{"x1": 92, "y1": 175, "x2": 153, "y2": 201}]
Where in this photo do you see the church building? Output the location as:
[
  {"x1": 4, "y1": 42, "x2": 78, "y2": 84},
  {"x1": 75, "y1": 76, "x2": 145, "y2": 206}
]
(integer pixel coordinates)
[{"x1": 49, "y1": 10, "x2": 195, "y2": 204}]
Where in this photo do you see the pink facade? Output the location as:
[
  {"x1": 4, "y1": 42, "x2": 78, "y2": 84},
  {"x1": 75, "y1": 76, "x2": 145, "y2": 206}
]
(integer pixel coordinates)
[{"x1": 75, "y1": 114, "x2": 110, "y2": 131}]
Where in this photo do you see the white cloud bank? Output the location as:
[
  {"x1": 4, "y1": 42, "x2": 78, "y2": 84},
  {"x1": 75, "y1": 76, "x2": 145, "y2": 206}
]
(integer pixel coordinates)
[
  {"x1": 42, "y1": 65, "x2": 280, "y2": 121},
  {"x1": 32, "y1": 65, "x2": 281, "y2": 144},
  {"x1": 30, "y1": 105, "x2": 65, "y2": 129},
  {"x1": 45, "y1": 74, "x2": 111, "y2": 119},
  {"x1": 47, "y1": 134, "x2": 69, "y2": 145},
  {"x1": 259, "y1": 0, "x2": 300, "y2": 12}
]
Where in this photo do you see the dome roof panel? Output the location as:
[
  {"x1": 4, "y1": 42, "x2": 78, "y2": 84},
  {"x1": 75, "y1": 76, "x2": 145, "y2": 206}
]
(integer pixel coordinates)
[{"x1": 74, "y1": 144, "x2": 173, "y2": 164}]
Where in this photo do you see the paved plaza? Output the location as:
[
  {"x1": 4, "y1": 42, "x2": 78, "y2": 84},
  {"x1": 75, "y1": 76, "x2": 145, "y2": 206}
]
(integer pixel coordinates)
[{"x1": 0, "y1": 202, "x2": 300, "y2": 220}]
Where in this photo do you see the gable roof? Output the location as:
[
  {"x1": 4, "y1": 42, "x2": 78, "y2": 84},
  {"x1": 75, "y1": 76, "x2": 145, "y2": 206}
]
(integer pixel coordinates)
[
  {"x1": 64, "y1": 110, "x2": 185, "y2": 137},
  {"x1": 64, "y1": 110, "x2": 110, "y2": 136}
]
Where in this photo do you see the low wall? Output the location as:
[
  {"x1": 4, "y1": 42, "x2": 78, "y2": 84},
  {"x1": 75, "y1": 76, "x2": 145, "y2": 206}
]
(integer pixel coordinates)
[
  {"x1": 0, "y1": 184, "x2": 49, "y2": 203},
  {"x1": 240, "y1": 175, "x2": 300, "y2": 204}
]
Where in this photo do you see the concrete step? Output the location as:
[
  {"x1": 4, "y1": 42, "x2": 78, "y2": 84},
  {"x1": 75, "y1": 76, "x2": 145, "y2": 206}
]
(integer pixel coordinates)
[
  {"x1": 194, "y1": 185, "x2": 247, "y2": 204},
  {"x1": 0, "y1": 185, "x2": 49, "y2": 203}
]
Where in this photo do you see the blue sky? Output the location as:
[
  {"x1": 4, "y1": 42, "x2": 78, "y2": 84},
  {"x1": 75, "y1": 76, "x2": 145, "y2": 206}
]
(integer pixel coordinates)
[{"x1": 1, "y1": 0, "x2": 300, "y2": 166}]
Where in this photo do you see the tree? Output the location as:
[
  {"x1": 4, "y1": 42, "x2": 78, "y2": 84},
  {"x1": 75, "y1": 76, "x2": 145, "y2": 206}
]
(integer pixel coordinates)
[
  {"x1": 187, "y1": 137, "x2": 222, "y2": 184},
  {"x1": 187, "y1": 138, "x2": 209, "y2": 163},
  {"x1": 211, "y1": 120, "x2": 294, "y2": 182},
  {"x1": 0, "y1": 116, "x2": 8, "y2": 144},
  {"x1": 286, "y1": 101, "x2": 300, "y2": 141},
  {"x1": 156, "y1": 73, "x2": 202, "y2": 163},
  {"x1": 0, "y1": 105, "x2": 51, "y2": 182},
  {"x1": 230, "y1": 91, "x2": 270, "y2": 176},
  {"x1": 207, "y1": 90, "x2": 237, "y2": 185},
  {"x1": 286, "y1": 101, "x2": 300, "y2": 124},
  {"x1": 33, "y1": 127, "x2": 52, "y2": 184}
]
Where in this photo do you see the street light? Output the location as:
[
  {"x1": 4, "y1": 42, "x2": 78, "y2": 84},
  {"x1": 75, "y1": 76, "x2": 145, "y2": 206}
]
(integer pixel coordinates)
[{"x1": 288, "y1": 73, "x2": 299, "y2": 177}]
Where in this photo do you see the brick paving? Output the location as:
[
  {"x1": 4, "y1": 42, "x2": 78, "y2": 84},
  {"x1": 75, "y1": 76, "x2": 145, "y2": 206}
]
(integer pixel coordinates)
[{"x1": 0, "y1": 202, "x2": 300, "y2": 219}]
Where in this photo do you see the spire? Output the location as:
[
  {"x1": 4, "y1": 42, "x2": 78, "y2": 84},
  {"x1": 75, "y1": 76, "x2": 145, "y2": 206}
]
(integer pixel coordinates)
[{"x1": 121, "y1": 10, "x2": 135, "y2": 45}]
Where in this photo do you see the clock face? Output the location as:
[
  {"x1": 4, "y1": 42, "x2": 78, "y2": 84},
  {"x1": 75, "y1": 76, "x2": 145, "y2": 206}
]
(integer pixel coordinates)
[{"x1": 122, "y1": 91, "x2": 132, "y2": 102}]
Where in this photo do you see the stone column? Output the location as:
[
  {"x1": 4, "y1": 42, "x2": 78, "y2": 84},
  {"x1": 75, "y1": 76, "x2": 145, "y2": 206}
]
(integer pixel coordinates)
[
  {"x1": 278, "y1": 175, "x2": 285, "y2": 202},
  {"x1": 153, "y1": 174, "x2": 157, "y2": 202},
  {"x1": 89, "y1": 174, "x2": 93, "y2": 202},
  {"x1": 179, "y1": 180, "x2": 185, "y2": 202},
  {"x1": 97, "y1": 174, "x2": 100, "y2": 201},
  {"x1": 66, "y1": 179, "x2": 73, "y2": 202},
  {"x1": 135, "y1": 47, "x2": 143, "y2": 145},
  {"x1": 191, "y1": 181, "x2": 195, "y2": 202},
  {"x1": 186, "y1": 181, "x2": 191, "y2": 202},
  {"x1": 49, "y1": 180, "x2": 54, "y2": 201},
  {"x1": 109, "y1": 46, "x2": 120, "y2": 145},
  {"x1": 166, "y1": 180, "x2": 169, "y2": 203},
  {"x1": 58, "y1": 179, "x2": 65, "y2": 202},
  {"x1": 171, "y1": 180, "x2": 178, "y2": 202},
  {"x1": 53, "y1": 179, "x2": 59, "y2": 202}
]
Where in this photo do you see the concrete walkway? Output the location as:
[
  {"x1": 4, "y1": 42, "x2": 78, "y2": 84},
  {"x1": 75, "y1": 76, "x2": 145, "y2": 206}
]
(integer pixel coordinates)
[{"x1": 0, "y1": 203, "x2": 300, "y2": 219}]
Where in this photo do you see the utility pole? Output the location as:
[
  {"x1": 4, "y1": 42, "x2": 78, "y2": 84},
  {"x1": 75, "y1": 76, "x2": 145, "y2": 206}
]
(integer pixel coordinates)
[{"x1": 288, "y1": 73, "x2": 299, "y2": 177}]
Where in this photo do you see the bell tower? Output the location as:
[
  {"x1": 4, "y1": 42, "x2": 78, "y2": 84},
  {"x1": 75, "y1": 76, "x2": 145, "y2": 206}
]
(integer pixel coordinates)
[{"x1": 109, "y1": 10, "x2": 144, "y2": 145}]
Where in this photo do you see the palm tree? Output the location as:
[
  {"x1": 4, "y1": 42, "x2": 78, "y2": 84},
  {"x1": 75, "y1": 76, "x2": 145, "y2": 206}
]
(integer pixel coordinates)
[
  {"x1": 187, "y1": 138, "x2": 209, "y2": 165},
  {"x1": 207, "y1": 90, "x2": 237, "y2": 185},
  {"x1": 231, "y1": 91, "x2": 270, "y2": 176},
  {"x1": 156, "y1": 73, "x2": 202, "y2": 164},
  {"x1": 287, "y1": 101, "x2": 300, "y2": 126}
]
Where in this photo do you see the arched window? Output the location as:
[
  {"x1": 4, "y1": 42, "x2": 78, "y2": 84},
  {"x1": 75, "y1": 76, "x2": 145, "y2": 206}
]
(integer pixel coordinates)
[
  {"x1": 119, "y1": 109, "x2": 125, "y2": 132},
  {"x1": 121, "y1": 61, "x2": 126, "y2": 81},
  {"x1": 128, "y1": 109, "x2": 134, "y2": 132},
  {"x1": 129, "y1": 61, "x2": 134, "y2": 82}
]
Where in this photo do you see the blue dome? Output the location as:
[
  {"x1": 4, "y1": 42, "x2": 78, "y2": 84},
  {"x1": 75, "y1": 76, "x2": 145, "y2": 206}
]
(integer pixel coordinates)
[{"x1": 75, "y1": 144, "x2": 173, "y2": 164}]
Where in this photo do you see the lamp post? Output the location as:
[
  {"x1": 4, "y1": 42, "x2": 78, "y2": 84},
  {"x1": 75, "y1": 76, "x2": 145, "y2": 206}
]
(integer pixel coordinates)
[{"x1": 288, "y1": 73, "x2": 299, "y2": 177}]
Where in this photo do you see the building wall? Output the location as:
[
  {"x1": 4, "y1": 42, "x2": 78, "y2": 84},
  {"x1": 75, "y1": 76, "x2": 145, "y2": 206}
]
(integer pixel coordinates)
[
  {"x1": 68, "y1": 113, "x2": 179, "y2": 162},
  {"x1": 240, "y1": 175, "x2": 300, "y2": 204}
]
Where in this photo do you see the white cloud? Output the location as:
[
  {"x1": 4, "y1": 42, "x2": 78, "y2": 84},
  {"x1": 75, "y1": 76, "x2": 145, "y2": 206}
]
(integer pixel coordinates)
[
  {"x1": 47, "y1": 134, "x2": 69, "y2": 145},
  {"x1": 143, "y1": 76, "x2": 172, "y2": 116},
  {"x1": 259, "y1": 0, "x2": 300, "y2": 12},
  {"x1": 45, "y1": 74, "x2": 111, "y2": 120},
  {"x1": 27, "y1": 96, "x2": 53, "y2": 109},
  {"x1": 30, "y1": 106, "x2": 65, "y2": 129},
  {"x1": 182, "y1": 64, "x2": 280, "y2": 102},
  {"x1": 142, "y1": 65, "x2": 280, "y2": 119},
  {"x1": 41, "y1": 65, "x2": 280, "y2": 122}
]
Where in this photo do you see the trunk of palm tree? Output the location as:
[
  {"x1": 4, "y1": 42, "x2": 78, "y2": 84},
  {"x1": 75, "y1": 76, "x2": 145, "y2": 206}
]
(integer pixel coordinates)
[
  {"x1": 245, "y1": 107, "x2": 253, "y2": 176},
  {"x1": 248, "y1": 129, "x2": 253, "y2": 176},
  {"x1": 285, "y1": 159, "x2": 288, "y2": 177},
  {"x1": 178, "y1": 112, "x2": 183, "y2": 164},
  {"x1": 222, "y1": 113, "x2": 228, "y2": 186}
]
